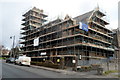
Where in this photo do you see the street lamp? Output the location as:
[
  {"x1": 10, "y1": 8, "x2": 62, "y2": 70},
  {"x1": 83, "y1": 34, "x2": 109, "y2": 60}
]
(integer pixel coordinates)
[{"x1": 10, "y1": 36, "x2": 15, "y2": 58}]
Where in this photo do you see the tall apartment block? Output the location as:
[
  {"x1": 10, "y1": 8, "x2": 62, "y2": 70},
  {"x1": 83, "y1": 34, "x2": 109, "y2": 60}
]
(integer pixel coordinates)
[{"x1": 20, "y1": 7, "x2": 114, "y2": 68}]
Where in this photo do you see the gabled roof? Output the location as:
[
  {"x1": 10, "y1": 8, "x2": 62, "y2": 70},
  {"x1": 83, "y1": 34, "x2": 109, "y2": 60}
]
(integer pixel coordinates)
[
  {"x1": 73, "y1": 10, "x2": 94, "y2": 24},
  {"x1": 64, "y1": 14, "x2": 72, "y2": 20}
]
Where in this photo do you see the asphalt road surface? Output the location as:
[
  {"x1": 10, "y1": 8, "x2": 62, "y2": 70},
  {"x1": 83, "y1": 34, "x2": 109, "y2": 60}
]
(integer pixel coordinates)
[
  {"x1": 2, "y1": 60, "x2": 81, "y2": 78},
  {"x1": 1, "y1": 60, "x2": 119, "y2": 80}
]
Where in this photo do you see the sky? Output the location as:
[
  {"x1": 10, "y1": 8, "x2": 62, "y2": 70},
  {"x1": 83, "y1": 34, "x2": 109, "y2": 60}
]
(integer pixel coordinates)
[{"x1": 0, "y1": 0, "x2": 119, "y2": 49}]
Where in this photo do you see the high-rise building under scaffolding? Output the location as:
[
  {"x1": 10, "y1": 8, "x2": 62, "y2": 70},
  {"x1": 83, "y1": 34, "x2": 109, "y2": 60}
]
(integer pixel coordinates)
[{"x1": 20, "y1": 7, "x2": 114, "y2": 68}]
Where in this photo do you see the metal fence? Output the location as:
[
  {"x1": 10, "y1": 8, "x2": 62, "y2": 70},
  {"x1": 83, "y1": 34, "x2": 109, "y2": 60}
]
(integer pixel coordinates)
[
  {"x1": 78, "y1": 59, "x2": 118, "y2": 71},
  {"x1": 78, "y1": 59, "x2": 107, "y2": 66}
]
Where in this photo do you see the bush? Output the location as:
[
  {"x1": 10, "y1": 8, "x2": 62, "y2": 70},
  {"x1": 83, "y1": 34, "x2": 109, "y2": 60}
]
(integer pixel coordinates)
[
  {"x1": 31, "y1": 61, "x2": 60, "y2": 69},
  {"x1": 77, "y1": 66, "x2": 91, "y2": 72}
]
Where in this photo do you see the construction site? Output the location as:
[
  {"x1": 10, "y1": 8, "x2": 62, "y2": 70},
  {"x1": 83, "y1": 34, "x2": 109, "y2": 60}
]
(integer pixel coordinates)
[{"x1": 20, "y1": 7, "x2": 115, "y2": 70}]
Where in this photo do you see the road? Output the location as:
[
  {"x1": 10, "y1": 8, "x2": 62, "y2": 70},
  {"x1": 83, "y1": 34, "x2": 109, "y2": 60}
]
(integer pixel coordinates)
[
  {"x1": 2, "y1": 60, "x2": 82, "y2": 78},
  {"x1": 1, "y1": 60, "x2": 119, "y2": 80}
]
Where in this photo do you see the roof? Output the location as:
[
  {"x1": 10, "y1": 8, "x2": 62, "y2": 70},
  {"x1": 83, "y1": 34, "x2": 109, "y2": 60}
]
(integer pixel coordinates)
[{"x1": 73, "y1": 10, "x2": 93, "y2": 24}]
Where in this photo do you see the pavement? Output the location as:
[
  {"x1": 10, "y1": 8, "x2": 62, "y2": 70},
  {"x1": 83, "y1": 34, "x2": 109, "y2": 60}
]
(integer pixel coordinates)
[
  {"x1": 30, "y1": 64, "x2": 119, "y2": 78},
  {"x1": 30, "y1": 65, "x2": 77, "y2": 74}
]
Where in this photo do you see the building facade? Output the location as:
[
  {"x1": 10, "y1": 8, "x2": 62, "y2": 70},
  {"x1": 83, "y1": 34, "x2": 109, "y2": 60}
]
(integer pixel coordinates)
[
  {"x1": 113, "y1": 28, "x2": 120, "y2": 61},
  {"x1": 20, "y1": 7, "x2": 114, "y2": 67}
]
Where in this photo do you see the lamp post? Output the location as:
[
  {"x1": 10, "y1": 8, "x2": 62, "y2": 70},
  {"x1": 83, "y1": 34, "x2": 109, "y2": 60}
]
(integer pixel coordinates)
[{"x1": 10, "y1": 36, "x2": 15, "y2": 58}]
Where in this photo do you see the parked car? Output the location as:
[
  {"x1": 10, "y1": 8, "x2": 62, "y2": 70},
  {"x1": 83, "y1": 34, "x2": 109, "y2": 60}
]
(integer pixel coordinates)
[
  {"x1": 6, "y1": 57, "x2": 15, "y2": 63},
  {"x1": 14, "y1": 55, "x2": 31, "y2": 66}
]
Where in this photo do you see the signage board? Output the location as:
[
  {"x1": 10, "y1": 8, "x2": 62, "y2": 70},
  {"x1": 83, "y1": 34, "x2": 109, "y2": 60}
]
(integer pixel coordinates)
[
  {"x1": 41, "y1": 52, "x2": 46, "y2": 55},
  {"x1": 34, "y1": 37, "x2": 39, "y2": 46}
]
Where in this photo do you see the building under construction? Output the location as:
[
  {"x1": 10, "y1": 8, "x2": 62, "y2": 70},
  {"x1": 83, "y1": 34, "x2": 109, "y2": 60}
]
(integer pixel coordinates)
[{"x1": 20, "y1": 7, "x2": 114, "y2": 69}]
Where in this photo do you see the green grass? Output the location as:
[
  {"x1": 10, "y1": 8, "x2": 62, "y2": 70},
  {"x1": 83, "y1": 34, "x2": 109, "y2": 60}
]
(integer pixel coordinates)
[
  {"x1": 114, "y1": 75, "x2": 120, "y2": 77},
  {"x1": 103, "y1": 70, "x2": 118, "y2": 75},
  {"x1": 0, "y1": 57, "x2": 7, "y2": 59},
  {"x1": 0, "y1": 57, "x2": 3, "y2": 59}
]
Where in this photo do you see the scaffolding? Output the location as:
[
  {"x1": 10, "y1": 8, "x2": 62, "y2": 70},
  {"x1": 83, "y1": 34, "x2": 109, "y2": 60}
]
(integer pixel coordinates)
[{"x1": 20, "y1": 7, "x2": 114, "y2": 69}]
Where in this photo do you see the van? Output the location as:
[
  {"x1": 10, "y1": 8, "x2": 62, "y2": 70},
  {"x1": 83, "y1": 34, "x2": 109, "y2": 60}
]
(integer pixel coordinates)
[{"x1": 15, "y1": 55, "x2": 31, "y2": 66}]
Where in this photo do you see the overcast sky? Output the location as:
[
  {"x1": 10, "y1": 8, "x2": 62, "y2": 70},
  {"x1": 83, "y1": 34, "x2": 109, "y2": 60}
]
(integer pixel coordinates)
[{"x1": 0, "y1": 0, "x2": 119, "y2": 49}]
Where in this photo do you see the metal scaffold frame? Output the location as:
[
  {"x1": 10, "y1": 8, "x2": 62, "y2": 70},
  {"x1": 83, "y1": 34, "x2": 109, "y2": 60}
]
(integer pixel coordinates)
[{"x1": 20, "y1": 7, "x2": 115, "y2": 69}]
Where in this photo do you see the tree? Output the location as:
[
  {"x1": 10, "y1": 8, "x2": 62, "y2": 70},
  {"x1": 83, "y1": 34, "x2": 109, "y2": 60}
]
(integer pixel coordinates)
[
  {"x1": 0, "y1": 45, "x2": 4, "y2": 56},
  {"x1": 10, "y1": 46, "x2": 20, "y2": 58}
]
